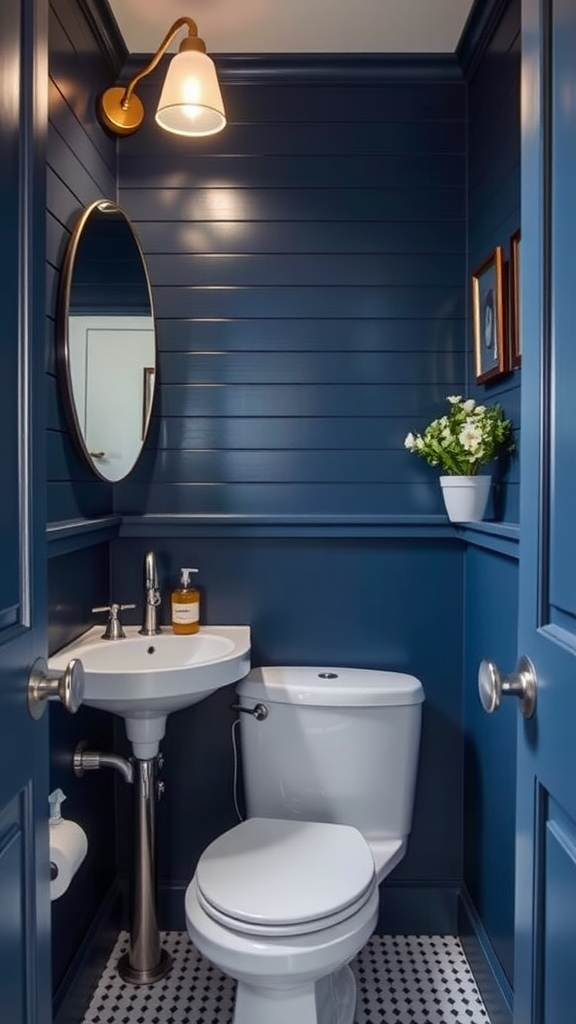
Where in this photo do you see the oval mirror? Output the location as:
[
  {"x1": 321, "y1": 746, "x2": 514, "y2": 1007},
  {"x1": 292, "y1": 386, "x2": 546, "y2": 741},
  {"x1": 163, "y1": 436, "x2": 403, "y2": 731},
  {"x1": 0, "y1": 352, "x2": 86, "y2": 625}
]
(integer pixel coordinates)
[{"x1": 57, "y1": 199, "x2": 156, "y2": 482}]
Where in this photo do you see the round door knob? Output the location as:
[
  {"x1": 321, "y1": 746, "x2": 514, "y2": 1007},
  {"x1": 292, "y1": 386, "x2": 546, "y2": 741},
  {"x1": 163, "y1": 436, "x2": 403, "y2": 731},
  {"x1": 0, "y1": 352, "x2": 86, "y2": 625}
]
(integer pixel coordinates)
[
  {"x1": 27, "y1": 657, "x2": 85, "y2": 720},
  {"x1": 478, "y1": 655, "x2": 537, "y2": 719}
]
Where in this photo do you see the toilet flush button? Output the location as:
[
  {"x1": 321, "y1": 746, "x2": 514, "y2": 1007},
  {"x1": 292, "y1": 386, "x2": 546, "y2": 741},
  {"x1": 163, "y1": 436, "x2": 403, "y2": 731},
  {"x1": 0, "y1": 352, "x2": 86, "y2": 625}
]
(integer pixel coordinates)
[{"x1": 318, "y1": 672, "x2": 338, "y2": 679}]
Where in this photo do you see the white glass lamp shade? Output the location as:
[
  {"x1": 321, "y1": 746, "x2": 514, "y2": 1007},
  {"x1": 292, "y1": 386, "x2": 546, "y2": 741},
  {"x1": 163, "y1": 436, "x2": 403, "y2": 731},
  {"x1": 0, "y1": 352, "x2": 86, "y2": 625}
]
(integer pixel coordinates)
[{"x1": 155, "y1": 50, "x2": 226, "y2": 137}]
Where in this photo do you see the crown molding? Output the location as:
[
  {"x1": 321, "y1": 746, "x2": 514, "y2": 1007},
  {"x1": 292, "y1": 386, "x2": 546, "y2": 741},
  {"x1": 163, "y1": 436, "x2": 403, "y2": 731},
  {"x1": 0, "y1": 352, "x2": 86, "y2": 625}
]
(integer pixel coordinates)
[
  {"x1": 457, "y1": 0, "x2": 512, "y2": 78},
  {"x1": 215, "y1": 53, "x2": 464, "y2": 84},
  {"x1": 120, "y1": 52, "x2": 464, "y2": 85},
  {"x1": 77, "y1": 0, "x2": 127, "y2": 75}
]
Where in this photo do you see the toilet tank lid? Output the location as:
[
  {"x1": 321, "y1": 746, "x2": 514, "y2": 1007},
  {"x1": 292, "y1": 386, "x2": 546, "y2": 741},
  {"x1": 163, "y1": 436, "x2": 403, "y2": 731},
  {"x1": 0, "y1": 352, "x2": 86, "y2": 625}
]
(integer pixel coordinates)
[{"x1": 237, "y1": 666, "x2": 424, "y2": 707}]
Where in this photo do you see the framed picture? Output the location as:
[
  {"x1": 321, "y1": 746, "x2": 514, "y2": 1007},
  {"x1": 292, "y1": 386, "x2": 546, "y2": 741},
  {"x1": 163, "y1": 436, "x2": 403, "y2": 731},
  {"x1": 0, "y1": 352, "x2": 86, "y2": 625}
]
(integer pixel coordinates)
[
  {"x1": 509, "y1": 229, "x2": 521, "y2": 367},
  {"x1": 472, "y1": 245, "x2": 508, "y2": 383}
]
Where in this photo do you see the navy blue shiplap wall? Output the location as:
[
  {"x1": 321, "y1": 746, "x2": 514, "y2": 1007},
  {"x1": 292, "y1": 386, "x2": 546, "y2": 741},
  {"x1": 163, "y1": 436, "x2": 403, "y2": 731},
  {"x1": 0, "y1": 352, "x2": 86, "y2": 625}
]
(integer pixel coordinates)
[
  {"x1": 116, "y1": 60, "x2": 467, "y2": 517},
  {"x1": 460, "y1": 0, "x2": 521, "y2": 998},
  {"x1": 466, "y1": 0, "x2": 522, "y2": 522},
  {"x1": 44, "y1": 0, "x2": 523, "y2": 1014},
  {"x1": 46, "y1": 0, "x2": 117, "y2": 524},
  {"x1": 109, "y1": 59, "x2": 470, "y2": 931},
  {"x1": 47, "y1": 0, "x2": 124, "y2": 1011},
  {"x1": 462, "y1": 545, "x2": 518, "y2": 990},
  {"x1": 46, "y1": 0, "x2": 121, "y2": 608},
  {"x1": 48, "y1": 547, "x2": 117, "y2": 1009},
  {"x1": 111, "y1": 534, "x2": 465, "y2": 934}
]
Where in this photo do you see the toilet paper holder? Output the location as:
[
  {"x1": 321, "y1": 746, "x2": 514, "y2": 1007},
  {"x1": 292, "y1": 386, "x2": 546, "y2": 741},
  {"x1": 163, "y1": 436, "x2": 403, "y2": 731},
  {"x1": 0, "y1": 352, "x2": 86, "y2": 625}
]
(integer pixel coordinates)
[
  {"x1": 49, "y1": 788, "x2": 68, "y2": 827},
  {"x1": 49, "y1": 790, "x2": 63, "y2": 883},
  {"x1": 48, "y1": 789, "x2": 88, "y2": 900}
]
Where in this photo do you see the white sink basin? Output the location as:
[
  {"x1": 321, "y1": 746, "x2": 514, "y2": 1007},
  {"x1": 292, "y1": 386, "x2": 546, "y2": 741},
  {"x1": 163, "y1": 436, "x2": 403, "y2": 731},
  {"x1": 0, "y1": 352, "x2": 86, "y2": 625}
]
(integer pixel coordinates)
[{"x1": 49, "y1": 625, "x2": 251, "y2": 758}]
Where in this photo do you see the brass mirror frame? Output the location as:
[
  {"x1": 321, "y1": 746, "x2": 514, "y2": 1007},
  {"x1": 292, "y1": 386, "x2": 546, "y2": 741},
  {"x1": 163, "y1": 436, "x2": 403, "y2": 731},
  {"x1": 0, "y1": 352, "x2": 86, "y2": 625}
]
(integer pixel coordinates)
[{"x1": 57, "y1": 199, "x2": 157, "y2": 482}]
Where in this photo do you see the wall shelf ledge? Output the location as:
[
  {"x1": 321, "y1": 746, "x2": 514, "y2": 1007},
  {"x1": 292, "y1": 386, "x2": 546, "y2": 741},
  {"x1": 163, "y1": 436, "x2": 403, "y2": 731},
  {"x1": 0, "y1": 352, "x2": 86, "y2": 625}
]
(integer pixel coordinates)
[{"x1": 47, "y1": 516, "x2": 122, "y2": 557}]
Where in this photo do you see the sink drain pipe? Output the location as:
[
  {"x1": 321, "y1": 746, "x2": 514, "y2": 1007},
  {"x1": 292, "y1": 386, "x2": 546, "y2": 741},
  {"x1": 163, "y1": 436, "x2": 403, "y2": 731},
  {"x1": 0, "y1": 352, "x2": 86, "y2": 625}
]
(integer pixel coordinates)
[
  {"x1": 73, "y1": 743, "x2": 134, "y2": 784},
  {"x1": 73, "y1": 743, "x2": 171, "y2": 984}
]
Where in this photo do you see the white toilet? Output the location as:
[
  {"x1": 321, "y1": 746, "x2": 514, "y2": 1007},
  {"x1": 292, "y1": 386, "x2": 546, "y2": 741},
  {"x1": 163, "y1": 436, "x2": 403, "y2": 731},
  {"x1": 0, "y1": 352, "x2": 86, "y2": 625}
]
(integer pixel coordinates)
[{"x1": 185, "y1": 665, "x2": 424, "y2": 1024}]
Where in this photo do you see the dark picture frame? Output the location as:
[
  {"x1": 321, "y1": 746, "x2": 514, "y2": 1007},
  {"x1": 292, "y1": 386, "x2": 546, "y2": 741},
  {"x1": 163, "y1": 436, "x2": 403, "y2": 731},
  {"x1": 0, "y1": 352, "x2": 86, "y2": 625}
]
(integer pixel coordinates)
[
  {"x1": 472, "y1": 245, "x2": 508, "y2": 383},
  {"x1": 509, "y1": 229, "x2": 521, "y2": 367}
]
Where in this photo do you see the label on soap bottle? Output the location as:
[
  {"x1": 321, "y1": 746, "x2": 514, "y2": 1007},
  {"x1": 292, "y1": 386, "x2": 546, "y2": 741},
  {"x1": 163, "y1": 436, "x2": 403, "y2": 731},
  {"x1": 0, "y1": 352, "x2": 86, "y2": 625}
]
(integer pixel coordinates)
[{"x1": 172, "y1": 602, "x2": 199, "y2": 624}]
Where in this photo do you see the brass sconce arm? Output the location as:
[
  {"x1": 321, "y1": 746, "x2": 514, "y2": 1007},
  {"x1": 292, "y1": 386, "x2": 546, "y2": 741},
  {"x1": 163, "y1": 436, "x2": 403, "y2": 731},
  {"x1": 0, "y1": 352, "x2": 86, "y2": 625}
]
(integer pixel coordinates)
[
  {"x1": 119, "y1": 18, "x2": 204, "y2": 113},
  {"x1": 99, "y1": 16, "x2": 225, "y2": 138}
]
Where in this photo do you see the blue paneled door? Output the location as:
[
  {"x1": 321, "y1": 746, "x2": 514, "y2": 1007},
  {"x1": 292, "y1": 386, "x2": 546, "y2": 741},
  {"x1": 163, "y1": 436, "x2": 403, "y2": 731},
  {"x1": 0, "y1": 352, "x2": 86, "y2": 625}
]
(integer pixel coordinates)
[
  {"x1": 516, "y1": 1, "x2": 576, "y2": 1022},
  {"x1": 0, "y1": 1, "x2": 50, "y2": 1022}
]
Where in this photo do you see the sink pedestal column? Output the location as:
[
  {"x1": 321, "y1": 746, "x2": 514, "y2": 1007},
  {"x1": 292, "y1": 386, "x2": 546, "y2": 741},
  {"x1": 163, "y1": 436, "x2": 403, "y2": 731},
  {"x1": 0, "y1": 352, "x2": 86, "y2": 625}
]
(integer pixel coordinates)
[{"x1": 118, "y1": 756, "x2": 172, "y2": 983}]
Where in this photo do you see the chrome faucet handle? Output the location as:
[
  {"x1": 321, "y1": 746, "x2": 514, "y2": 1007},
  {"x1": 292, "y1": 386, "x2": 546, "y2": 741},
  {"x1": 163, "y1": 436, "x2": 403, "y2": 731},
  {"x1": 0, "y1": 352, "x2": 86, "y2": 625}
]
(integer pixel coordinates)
[{"x1": 92, "y1": 603, "x2": 136, "y2": 640}]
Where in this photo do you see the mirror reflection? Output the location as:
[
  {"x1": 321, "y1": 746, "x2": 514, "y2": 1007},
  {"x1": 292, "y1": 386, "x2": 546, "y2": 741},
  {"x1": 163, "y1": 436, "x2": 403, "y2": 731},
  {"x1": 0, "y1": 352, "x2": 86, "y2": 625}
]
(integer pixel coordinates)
[{"x1": 58, "y1": 199, "x2": 156, "y2": 482}]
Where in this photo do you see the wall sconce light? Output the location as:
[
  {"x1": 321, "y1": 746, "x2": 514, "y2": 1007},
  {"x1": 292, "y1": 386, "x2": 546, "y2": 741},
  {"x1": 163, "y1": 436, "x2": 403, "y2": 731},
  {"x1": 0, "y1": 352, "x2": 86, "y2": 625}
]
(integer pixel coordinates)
[{"x1": 98, "y1": 16, "x2": 226, "y2": 138}]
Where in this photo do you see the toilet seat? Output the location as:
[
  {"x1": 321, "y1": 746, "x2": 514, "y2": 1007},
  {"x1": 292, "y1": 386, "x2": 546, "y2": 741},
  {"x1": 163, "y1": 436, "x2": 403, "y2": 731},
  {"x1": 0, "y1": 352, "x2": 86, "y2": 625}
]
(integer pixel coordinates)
[{"x1": 195, "y1": 817, "x2": 376, "y2": 938}]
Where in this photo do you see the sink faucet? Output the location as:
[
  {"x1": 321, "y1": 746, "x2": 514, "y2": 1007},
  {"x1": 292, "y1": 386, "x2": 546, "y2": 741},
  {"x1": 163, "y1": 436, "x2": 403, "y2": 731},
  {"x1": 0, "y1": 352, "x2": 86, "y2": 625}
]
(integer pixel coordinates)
[
  {"x1": 139, "y1": 551, "x2": 162, "y2": 635},
  {"x1": 93, "y1": 602, "x2": 136, "y2": 640}
]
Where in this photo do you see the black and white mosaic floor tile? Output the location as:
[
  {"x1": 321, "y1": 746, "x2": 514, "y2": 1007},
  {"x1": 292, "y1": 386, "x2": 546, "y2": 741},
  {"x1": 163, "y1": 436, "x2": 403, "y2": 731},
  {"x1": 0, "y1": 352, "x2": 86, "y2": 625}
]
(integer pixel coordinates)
[
  {"x1": 354, "y1": 935, "x2": 490, "y2": 1022},
  {"x1": 82, "y1": 931, "x2": 490, "y2": 1024}
]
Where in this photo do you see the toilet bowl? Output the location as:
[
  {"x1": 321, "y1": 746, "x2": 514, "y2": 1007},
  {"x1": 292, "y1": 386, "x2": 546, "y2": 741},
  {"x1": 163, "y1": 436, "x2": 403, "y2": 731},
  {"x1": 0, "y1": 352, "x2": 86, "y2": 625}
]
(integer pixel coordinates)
[
  {"x1": 185, "y1": 665, "x2": 424, "y2": 1024},
  {"x1": 185, "y1": 817, "x2": 381, "y2": 1024}
]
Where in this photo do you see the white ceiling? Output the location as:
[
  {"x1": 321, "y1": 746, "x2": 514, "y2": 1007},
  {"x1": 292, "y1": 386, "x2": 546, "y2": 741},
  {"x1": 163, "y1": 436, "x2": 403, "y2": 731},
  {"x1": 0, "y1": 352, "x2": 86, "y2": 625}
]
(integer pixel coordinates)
[{"x1": 106, "y1": 0, "x2": 476, "y2": 56}]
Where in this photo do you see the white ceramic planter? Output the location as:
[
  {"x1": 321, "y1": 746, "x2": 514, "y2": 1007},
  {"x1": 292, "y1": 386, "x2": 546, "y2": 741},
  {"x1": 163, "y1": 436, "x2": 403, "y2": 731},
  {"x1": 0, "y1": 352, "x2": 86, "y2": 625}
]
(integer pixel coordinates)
[{"x1": 439, "y1": 475, "x2": 491, "y2": 523}]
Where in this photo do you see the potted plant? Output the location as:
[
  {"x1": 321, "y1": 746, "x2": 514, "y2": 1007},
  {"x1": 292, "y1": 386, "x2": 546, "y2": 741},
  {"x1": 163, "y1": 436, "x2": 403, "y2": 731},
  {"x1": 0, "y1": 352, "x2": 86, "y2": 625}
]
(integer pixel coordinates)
[{"x1": 404, "y1": 395, "x2": 515, "y2": 522}]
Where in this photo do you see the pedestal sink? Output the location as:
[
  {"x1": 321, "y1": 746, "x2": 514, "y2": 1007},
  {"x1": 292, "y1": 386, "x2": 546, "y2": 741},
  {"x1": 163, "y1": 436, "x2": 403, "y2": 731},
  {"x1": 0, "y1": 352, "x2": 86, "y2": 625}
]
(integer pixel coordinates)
[
  {"x1": 48, "y1": 624, "x2": 250, "y2": 984},
  {"x1": 49, "y1": 624, "x2": 251, "y2": 757}
]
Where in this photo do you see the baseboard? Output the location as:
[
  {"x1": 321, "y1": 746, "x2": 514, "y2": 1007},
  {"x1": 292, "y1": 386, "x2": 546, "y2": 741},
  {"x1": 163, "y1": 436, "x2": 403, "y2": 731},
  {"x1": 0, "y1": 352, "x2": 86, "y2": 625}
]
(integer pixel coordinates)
[
  {"x1": 158, "y1": 883, "x2": 189, "y2": 930},
  {"x1": 53, "y1": 881, "x2": 122, "y2": 1024},
  {"x1": 158, "y1": 880, "x2": 461, "y2": 935},
  {"x1": 458, "y1": 887, "x2": 513, "y2": 1024}
]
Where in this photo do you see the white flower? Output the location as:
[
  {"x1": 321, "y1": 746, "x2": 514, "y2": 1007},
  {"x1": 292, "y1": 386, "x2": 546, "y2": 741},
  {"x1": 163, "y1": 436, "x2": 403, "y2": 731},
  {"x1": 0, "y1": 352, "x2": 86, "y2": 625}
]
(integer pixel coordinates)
[
  {"x1": 447, "y1": 395, "x2": 461, "y2": 404},
  {"x1": 415, "y1": 436, "x2": 425, "y2": 450},
  {"x1": 462, "y1": 399, "x2": 476, "y2": 413},
  {"x1": 404, "y1": 432, "x2": 415, "y2": 449},
  {"x1": 459, "y1": 421, "x2": 482, "y2": 452},
  {"x1": 474, "y1": 405, "x2": 486, "y2": 414}
]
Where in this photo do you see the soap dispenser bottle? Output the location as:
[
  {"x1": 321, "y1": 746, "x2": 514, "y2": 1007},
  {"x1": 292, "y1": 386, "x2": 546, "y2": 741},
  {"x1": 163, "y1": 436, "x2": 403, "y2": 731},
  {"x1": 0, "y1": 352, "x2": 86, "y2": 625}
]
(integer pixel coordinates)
[{"x1": 171, "y1": 568, "x2": 200, "y2": 635}]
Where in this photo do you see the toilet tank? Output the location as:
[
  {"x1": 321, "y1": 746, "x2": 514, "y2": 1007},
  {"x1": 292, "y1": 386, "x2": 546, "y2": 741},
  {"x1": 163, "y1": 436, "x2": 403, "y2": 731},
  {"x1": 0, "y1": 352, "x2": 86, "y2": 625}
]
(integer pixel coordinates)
[{"x1": 236, "y1": 666, "x2": 424, "y2": 844}]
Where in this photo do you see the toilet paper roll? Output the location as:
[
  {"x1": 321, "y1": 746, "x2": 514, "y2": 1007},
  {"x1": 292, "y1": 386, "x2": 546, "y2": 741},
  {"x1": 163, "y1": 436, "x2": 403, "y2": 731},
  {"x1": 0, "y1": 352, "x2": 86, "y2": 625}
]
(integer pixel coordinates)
[{"x1": 49, "y1": 819, "x2": 88, "y2": 900}]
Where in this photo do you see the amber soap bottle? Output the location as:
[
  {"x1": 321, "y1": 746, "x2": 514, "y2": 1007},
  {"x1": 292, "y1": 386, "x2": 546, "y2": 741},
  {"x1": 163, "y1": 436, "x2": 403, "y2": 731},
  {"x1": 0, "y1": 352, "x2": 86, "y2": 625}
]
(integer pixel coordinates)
[{"x1": 171, "y1": 568, "x2": 200, "y2": 635}]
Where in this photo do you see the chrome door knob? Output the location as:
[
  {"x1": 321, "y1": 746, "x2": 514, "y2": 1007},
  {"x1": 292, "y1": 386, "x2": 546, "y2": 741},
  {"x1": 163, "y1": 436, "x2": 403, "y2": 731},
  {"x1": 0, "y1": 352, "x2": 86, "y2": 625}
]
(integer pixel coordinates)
[
  {"x1": 478, "y1": 655, "x2": 537, "y2": 719},
  {"x1": 27, "y1": 657, "x2": 85, "y2": 720}
]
